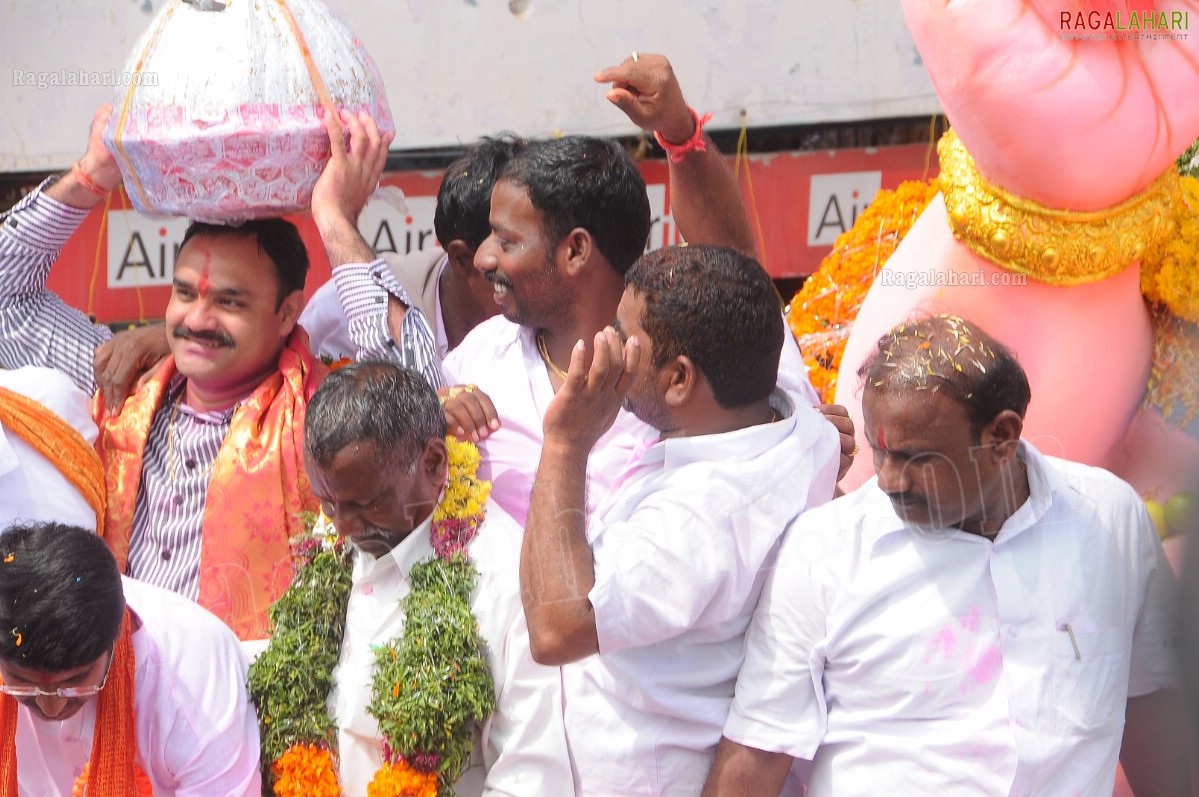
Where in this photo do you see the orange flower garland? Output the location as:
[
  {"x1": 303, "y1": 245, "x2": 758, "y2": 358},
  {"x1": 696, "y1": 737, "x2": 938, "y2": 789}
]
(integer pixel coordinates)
[
  {"x1": 786, "y1": 179, "x2": 940, "y2": 402},
  {"x1": 270, "y1": 743, "x2": 340, "y2": 797},
  {"x1": 366, "y1": 759, "x2": 440, "y2": 797}
]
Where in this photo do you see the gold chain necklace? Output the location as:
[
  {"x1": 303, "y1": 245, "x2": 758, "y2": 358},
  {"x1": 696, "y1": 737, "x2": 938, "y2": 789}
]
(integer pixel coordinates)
[
  {"x1": 536, "y1": 330, "x2": 569, "y2": 380},
  {"x1": 167, "y1": 392, "x2": 215, "y2": 484}
]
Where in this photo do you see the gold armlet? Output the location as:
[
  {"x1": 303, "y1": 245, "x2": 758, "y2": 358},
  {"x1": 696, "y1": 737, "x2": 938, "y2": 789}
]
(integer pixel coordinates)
[{"x1": 938, "y1": 130, "x2": 1180, "y2": 286}]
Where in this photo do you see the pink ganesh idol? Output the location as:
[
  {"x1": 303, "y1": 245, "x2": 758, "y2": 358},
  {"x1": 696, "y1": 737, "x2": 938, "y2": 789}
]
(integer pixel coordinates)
[{"x1": 836, "y1": 0, "x2": 1199, "y2": 511}]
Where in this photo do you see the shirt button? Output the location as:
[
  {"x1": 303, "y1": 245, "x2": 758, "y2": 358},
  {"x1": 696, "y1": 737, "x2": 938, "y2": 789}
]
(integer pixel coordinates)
[
  {"x1": 185, "y1": 458, "x2": 197, "y2": 470},
  {"x1": 1007, "y1": 627, "x2": 1019, "y2": 638},
  {"x1": 173, "y1": 494, "x2": 184, "y2": 506},
  {"x1": 161, "y1": 549, "x2": 172, "y2": 561}
]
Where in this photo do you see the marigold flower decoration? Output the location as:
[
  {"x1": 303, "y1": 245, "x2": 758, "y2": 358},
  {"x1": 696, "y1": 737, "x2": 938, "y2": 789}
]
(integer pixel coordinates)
[
  {"x1": 250, "y1": 438, "x2": 496, "y2": 797},
  {"x1": 1140, "y1": 173, "x2": 1199, "y2": 427},
  {"x1": 786, "y1": 179, "x2": 940, "y2": 402},
  {"x1": 270, "y1": 743, "x2": 340, "y2": 797}
]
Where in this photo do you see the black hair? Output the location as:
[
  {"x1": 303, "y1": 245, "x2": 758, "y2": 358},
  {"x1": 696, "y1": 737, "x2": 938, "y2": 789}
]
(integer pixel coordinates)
[
  {"x1": 180, "y1": 218, "x2": 309, "y2": 308},
  {"x1": 435, "y1": 135, "x2": 527, "y2": 252},
  {"x1": 625, "y1": 244, "x2": 783, "y2": 408},
  {"x1": 0, "y1": 523, "x2": 125, "y2": 672},
  {"x1": 856, "y1": 314, "x2": 1032, "y2": 440},
  {"x1": 305, "y1": 361, "x2": 447, "y2": 469},
  {"x1": 500, "y1": 136, "x2": 650, "y2": 275}
]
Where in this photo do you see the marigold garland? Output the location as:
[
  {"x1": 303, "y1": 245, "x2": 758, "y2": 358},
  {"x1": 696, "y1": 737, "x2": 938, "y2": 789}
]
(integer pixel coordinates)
[
  {"x1": 787, "y1": 140, "x2": 1199, "y2": 426},
  {"x1": 249, "y1": 439, "x2": 494, "y2": 797},
  {"x1": 785, "y1": 179, "x2": 939, "y2": 402},
  {"x1": 270, "y1": 743, "x2": 340, "y2": 797},
  {"x1": 366, "y1": 759, "x2": 440, "y2": 797}
]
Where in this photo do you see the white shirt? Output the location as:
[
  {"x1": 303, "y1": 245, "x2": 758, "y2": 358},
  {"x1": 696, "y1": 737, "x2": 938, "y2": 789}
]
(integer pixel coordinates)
[
  {"x1": 443, "y1": 316, "x2": 820, "y2": 527},
  {"x1": 725, "y1": 442, "x2": 1179, "y2": 797},
  {"x1": 330, "y1": 499, "x2": 572, "y2": 797},
  {"x1": 15, "y1": 578, "x2": 261, "y2": 796},
  {"x1": 0, "y1": 366, "x2": 99, "y2": 531},
  {"x1": 563, "y1": 387, "x2": 841, "y2": 797}
]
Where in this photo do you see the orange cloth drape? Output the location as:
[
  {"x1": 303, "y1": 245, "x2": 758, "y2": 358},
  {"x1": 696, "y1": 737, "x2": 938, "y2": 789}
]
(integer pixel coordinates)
[
  {"x1": 94, "y1": 329, "x2": 327, "y2": 639},
  {"x1": 0, "y1": 386, "x2": 106, "y2": 531}
]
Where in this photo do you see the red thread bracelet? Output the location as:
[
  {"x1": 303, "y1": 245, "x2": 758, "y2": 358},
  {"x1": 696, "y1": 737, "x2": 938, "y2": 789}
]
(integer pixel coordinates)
[
  {"x1": 653, "y1": 107, "x2": 713, "y2": 164},
  {"x1": 71, "y1": 162, "x2": 111, "y2": 198}
]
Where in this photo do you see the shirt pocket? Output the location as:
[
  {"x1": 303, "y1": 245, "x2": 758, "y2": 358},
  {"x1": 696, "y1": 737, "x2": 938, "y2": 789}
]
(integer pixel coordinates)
[{"x1": 1052, "y1": 625, "x2": 1130, "y2": 731}]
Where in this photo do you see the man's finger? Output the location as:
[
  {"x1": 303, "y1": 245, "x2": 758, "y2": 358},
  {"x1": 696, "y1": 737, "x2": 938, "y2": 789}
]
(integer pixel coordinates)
[
  {"x1": 594, "y1": 64, "x2": 633, "y2": 84},
  {"x1": 588, "y1": 331, "x2": 614, "y2": 390},
  {"x1": 321, "y1": 106, "x2": 347, "y2": 160},
  {"x1": 342, "y1": 110, "x2": 368, "y2": 161}
]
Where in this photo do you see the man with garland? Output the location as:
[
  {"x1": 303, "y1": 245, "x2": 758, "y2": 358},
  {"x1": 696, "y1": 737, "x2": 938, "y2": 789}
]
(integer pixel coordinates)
[
  {"x1": 0, "y1": 521, "x2": 260, "y2": 796},
  {"x1": 701, "y1": 315, "x2": 1188, "y2": 797},
  {"x1": 278, "y1": 361, "x2": 570, "y2": 797},
  {"x1": 520, "y1": 244, "x2": 842, "y2": 795}
]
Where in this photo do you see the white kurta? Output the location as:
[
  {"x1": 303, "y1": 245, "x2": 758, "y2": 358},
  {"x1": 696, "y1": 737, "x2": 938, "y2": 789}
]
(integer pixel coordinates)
[
  {"x1": 0, "y1": 365, "x2": 99, "y2": 532},
  {"x1": 563, "y1": 386, "x2": 841, "y2": 797},
  {"x1": 725, "y1": 442, "x2": 1179, "y2": 797},
  {"x1": 443, "y1": 315, "x2": 820, "y2": 528},
  {"x1": 15, "y1": 578, "x2": 261, "y2": 796},
  {"x1": 330, "y1": 499, "x2": 572, "y2": 797}
]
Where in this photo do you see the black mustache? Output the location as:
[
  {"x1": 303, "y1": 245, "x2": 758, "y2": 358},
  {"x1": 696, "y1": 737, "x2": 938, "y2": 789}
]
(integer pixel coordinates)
[
  {"x1": 172, "y1": 326, "x2": 235, "y2": 347},
  {"x1": 885, "y1": 491, "x2": 927, "y2": 505},
  {"x1": 485, "y1": 272, "x2": 514, "y2": 290}
]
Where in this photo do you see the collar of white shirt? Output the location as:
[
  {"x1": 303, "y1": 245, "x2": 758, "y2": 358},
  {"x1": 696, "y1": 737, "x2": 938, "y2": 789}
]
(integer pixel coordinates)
[
  {"x1": 351, "y1": 509, "x2": 437, "y2": 583},
  {"x1": 632, "y1": 387, "x2": 802, "y2": 472},
  {"x1": 867, "y1": 439, "x2": 1062, "y2": 552}
]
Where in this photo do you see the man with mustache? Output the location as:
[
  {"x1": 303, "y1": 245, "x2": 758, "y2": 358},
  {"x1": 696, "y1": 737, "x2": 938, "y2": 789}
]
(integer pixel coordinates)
[
  {"x1": 0, "y1": 104, "x2": 376, "y2": 639},
  {"x1": 701, "y1": 315, "x2": 1189, "y2": 797},
  {"x1": 441, "y1": 53, "x2": 853, "y2": 529},
  {"x1": 299, "y1": 361, "x2": 570, "y2": 796}
]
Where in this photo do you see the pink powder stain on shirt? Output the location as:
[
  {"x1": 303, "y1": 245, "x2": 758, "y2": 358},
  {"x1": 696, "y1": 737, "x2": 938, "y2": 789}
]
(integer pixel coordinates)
[
  {"x1": 926, "y1": 625, "x2": 958, "y2": 663},
  {"x1": 961, "y1": 604, "x2": 981, "y2": 634},
  {"x1": 967, "y1": 645, "x2": 1003, "y2": 686}
]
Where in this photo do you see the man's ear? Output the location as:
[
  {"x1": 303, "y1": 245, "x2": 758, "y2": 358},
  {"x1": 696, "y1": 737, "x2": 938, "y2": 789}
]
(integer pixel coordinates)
[
  {"x1": 445, "y1": 240, "x2": 475, "y2": 272},
  {"x1": 421, "y1": 436, "x2": 449, "y2": 488},
  {"x1": 561, "y1": 228, "x2": 594, "y2": 277},
  {"x1": 662, "y1": 355, "x2": 701, "y2": 408},
  {"x1": 279, "y1": 290, "x2": 305, "y2": 335},
  {"x1": 982, "y1": 409, "x2": 1024, "y2": 463}
]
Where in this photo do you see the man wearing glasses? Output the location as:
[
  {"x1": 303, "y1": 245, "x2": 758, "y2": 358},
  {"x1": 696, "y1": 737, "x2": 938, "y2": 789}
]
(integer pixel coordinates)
[{"x1": 0, "y1": 523, "x2": 260, "y2": 795}]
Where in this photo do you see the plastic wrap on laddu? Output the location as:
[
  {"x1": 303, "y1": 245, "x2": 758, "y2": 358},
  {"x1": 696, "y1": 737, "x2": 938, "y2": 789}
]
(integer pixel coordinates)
[{"x1": 103, "y1": 0, "x2": 394, "y2": 224}]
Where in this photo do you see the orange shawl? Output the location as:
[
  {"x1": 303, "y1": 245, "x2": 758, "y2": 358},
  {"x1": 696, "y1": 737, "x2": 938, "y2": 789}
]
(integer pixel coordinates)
[
  {"x1": 0, "y1": 386, "x2": 106, "y2": 530},
  {"x1": 94, "y1": 328, "x2": 327, "y2": 639}
]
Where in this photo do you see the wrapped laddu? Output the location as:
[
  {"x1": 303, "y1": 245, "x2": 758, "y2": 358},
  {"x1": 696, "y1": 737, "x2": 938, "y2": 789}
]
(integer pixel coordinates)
[{"x1": 103, "y1": 0, "x2": 393, "y2": 224}]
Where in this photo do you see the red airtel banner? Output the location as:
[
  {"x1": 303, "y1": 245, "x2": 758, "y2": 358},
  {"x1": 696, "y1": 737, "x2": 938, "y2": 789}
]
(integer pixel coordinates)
[{"x1": 47, "y1": 143, "x2": 937, "y2": 324}]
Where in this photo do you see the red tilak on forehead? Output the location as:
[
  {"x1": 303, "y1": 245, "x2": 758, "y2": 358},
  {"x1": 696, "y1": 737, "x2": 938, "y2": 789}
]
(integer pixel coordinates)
[
  {"x1": 196, "y1": 251, "x2": 213, "y2": 298},
  {"x1": 877, "y1": 427, "x2": 887, "y2": 451}
]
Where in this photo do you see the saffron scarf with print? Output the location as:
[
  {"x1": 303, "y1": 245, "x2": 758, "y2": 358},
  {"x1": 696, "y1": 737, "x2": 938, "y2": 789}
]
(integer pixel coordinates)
[{"x1": 94, "y1": 328, "x2": 327, "y2": 639}]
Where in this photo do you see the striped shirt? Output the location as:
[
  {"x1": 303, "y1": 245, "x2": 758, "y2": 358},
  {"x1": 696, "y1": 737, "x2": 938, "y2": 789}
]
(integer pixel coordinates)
[
  {"x1": 331, "y1": 260, "x2": 445, "y2": 387},
  {"x1": 0, "y1": 179, "x2": 228, "y2": 599}
]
